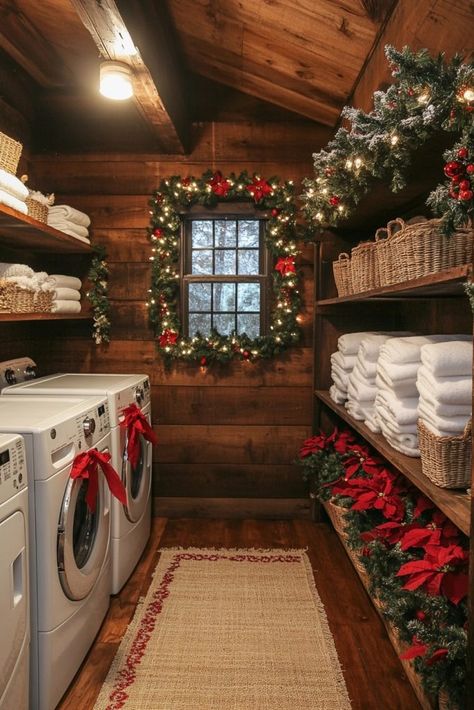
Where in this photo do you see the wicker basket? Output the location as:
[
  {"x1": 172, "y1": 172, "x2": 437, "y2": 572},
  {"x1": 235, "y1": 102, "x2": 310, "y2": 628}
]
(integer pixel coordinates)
[
  {"x1": 438, "y1": 689, "x2": 461, "y2": 710},
  {"x1": 325, "y1": 499, "x2": 349, "y2": 537},
  {"x1": 0, "y1": 280, "x2": 16, "y2": 311},
  {"x1": 418, "y1": 418, "x2": 471, "y2": 489},
  {"x1": 332, "y1": 252, "x2": 352, "y2": 296},
  {"x1": 26, "y1": 197, "x2": 48, "y2": 223},
  {"x1": 1, "y1": 283, "x2": 35, "y2": 313},
  {"x1": 0, "y1": 131, "x2": 22, "y2": 174},
  {"x1": 375, "y1": 219, "x2": 405, "y2": 286},
  {"x1": 351, "y1": 240, "x2": 379, "y2": 293},
  {"x1": 34, "y1": 289, "x2": 53, "y2": 313}
]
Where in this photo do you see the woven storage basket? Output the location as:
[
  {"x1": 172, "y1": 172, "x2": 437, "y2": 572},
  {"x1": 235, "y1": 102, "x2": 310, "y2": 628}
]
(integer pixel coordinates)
[
  {"x1": 385, "y1": 218, "x2": 409, "y2": 284},
  {"x1": 3, "y1": 284, "x2": 35, "y2": 313},
  {"x1": 34, "y1": 290, "x2": 53, "y2": 313},
  {"x1": 332, "y1": 252, "x2": 352, "y2": 296},
  {"x1": 418, "y1": 418, "x2": 471, "y2": 489},
  {"x1": 438, "y1": 689, "x2": 461, "y2": 710},
  {"x1": 374, "y1": 219, "x2": 405, "y2": 286},
  {"x1": 0, "y1": 280, "x2": 16, "y2": 311},
  {"x1": 26, "y1": 197, "x2": 48, "y2": 223},
  {"x1": 0, "y1": 131, "x2": 22, "y2": 174},
  {"x1": 325, "y1": 499, "x2": 349, "y2": 538},
  {"x1": 351, "y1": 240, "x2": 379, "y2": 292}
]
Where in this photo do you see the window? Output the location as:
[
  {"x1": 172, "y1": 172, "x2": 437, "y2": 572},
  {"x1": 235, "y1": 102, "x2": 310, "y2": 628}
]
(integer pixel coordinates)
[{"x1": 182, "y1": 211, "x2": 270, "y2": 339}]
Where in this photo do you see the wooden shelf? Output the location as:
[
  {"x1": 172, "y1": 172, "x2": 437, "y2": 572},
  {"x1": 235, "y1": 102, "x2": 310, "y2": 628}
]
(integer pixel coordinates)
[
  {"x1": 317, "y1": 265, "x2": 471, "y2": 305},
  {"x1": 0, "y1": 313, "x2": 91, "y2": 322},
  {"x1": 315, "y1": 389, "x2": 471, "y2": 536},
  {"x1": 0, "y1": 204, "x2": 91, "y2": 253}
]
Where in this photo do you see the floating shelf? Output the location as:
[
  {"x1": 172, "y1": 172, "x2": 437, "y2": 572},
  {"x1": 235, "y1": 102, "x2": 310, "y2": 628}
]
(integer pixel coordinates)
[
  {"x1": 315, "y1": 389, "x2": 470, "y2": 535},
  {"x1": 0, "y1": 204, "x2": 91, "y2": 253},
  {"x1": 0, "y1": 313, "x2": 91, "y2": 322}
]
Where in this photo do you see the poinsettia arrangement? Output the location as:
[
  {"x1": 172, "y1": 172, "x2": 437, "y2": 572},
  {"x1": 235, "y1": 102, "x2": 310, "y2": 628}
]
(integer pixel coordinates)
[{"x1": 298, "y1": 428, "x2": 468, "y2": 706}]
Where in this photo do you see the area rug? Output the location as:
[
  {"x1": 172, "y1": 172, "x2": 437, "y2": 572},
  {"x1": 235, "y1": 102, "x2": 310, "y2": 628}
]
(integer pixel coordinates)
[{"x1": 94, "y1": 548, "x2": 351, "y2": 709}]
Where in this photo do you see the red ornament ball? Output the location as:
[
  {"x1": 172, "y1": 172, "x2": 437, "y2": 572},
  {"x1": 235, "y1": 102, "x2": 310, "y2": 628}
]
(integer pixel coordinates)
[
  {"x1": 459, "y1": 179, "x2": 471, "y2": 191},
  {"x1": 242, "y1": 350, "x2": 250, "y2": 360},
  {"x1": 449, "y1": 189, "x2": 460, "y2": 199},
  {"x1": 153, "y1": 227, "x2": 164, "y2": 238},
  {"x1": 444, "y1": 161, "x2": 464, "y2": 178},
  {"x1": 459, "y1": 189, "x2": 473, "y2": 201},
  {"x1": 466, "y1": 164, "x2": 474, "y2": 174},
  {"x1": 416, "y1": 610, "x2": 427, "y2": 622},
  {"x1": 200, "y1": 356, "x2": 207, "y2": 367},
  {"x1": 451, "y1": 174, "x2": 463, "y2": 184},
  {"x1": 271, "y1": 208, "x2": 280, "y2": 217},
  {"x1": 329, "y1": 195, "x2": 340, "y2": 207},
  {"x1": 457, "y1": 147, "x2": 469, "y2": 159}
]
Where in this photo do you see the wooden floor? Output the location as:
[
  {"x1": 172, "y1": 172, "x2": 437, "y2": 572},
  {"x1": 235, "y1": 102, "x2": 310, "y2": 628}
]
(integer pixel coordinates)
[{"x1": 58, "y1": 518, "x2": 421, "y2": 710}]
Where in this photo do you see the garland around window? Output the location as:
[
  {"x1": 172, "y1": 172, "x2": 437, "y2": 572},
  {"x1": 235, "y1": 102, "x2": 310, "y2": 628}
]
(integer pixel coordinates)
[{"x1": 147, "y1": 170, "x2": 307, "y2": 365}]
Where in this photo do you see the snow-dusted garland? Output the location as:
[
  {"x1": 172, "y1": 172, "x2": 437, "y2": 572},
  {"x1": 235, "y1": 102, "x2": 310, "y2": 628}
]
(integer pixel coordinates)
[
  {"x1": 302, "y1": 45, "x2": 474, "y2": 236},
  {"x1": 147, "y1": 170, "x2": 308, "y2": 365}
]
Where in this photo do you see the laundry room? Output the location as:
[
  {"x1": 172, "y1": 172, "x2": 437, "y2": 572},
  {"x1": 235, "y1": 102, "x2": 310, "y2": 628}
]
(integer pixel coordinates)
[{"x1": 0, "y1": 1, "x2": 473, "y2": 709}]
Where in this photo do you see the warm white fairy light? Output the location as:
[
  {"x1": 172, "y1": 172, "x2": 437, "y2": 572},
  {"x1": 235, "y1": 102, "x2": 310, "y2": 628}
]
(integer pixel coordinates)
[
  {"x1": 463, "y1": 87, "x2": 474, "y2": 102},
  {"x1": 390, "y1": 133, "x2": 399, "y2": 146}
]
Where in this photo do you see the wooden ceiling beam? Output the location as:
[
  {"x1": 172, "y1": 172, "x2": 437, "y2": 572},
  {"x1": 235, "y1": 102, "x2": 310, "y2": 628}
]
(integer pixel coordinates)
[{"x1": 69, "y1": 0, "x2": 190, "y2": 154}]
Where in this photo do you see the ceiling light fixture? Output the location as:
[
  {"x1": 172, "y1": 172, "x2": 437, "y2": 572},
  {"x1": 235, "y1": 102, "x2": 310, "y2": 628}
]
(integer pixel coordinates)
[{"x1": 99, "y1": 61, "x2": 133, "y2": 100}]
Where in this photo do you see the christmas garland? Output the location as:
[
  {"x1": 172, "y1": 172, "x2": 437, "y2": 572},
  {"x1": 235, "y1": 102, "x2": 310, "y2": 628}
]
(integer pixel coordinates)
[
  {"x1": 87, "y1": 245, "x2": 111, "y2": 345},
  {"x1": 147, "y1": 170, "x2": 308, "y2": 365},
  {"x1": 302, "y1": 45, "x2": 474, "y2": 236},
  {"x1": 299, "y1": 428, "x2": 468, "y2": 708}
]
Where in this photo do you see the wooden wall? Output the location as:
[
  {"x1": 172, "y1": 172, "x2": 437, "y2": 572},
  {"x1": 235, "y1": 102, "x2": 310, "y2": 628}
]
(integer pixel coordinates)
[{"x1": 23, "y1": 119, "x2": 329, "y2": 518}]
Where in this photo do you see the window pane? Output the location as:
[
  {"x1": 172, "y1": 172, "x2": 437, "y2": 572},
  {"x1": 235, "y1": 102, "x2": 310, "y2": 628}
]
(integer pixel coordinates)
[
  {"x1": 213, "y1": 314, "x2": 235, "y2": 335},
  {"x1": 237, "y1": 313, "x2": 260, "y2": 338},
  {"x1": 189, "y1": 283, "x2": 211, "y2": 312},
  {"x1": 215, "y1": 249, "x2": 236, "y2": 275},
  {"x1": 238, "y1": 249, "x2": 259, "y2": 275},
  {"x1": 213, "y1": 283, "x2": 236, "y2": 312},
  {"x1": 191, "y1": 221, "x2": 213, "y2": 247},
  {"x1": 192, "y1": 249, "x2": 213, "y2": 274},
  {"x1": 237, "y1": 283, "x2": 260, "y2": 312},
  {"x1": 189, "y1": 313, "x2": 211, "y2": 336},
  {"x1": 215, "y1": 220, "x2": 236, "y2": 247},
  {"x1": 238, "y1": 220, "x2": 259, "y2": 247}
]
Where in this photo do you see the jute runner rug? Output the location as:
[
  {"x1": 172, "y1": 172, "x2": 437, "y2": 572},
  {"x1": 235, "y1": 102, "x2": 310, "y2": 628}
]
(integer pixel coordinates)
[{"x1": 95, "y1": 548, "x2": 351, "y2": 710}]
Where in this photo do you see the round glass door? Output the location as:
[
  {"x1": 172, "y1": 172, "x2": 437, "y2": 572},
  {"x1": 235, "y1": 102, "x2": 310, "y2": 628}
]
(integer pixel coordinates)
[
  {"x1": 73, "y1": 482, "x2": 98, "y2": 569},
  {"x1": 122, "y1": 429, "x2": 151, "y2": 524}
]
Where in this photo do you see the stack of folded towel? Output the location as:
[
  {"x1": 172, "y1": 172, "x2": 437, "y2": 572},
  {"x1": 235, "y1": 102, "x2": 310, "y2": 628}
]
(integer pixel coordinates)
[
  {"x1": 417, "y1": 341, "x2": 472, "y2": 437},
  {"x1": 47, "y1": 205, "x2": 91, "y2": 244},
  {"x1": 346, "y1": 334, "x2": 393, "y2": 424},
  {"x1": 0, "y1": 169, "x2": 28, "y2": 214},
  {"x1": 329, "y1": 332, "x2": 374, "y2": 404},
  {"x1": 42, "y1": 275, "x2": 82, "y2": 314}
]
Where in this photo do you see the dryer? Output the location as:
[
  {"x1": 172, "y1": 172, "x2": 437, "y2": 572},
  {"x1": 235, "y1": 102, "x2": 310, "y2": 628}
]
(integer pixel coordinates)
[
  {"x1": 0, "y1": 433, "x2": 29, "y2": 710},
  {"x1": 3, "y1": 368, "x2": 153, "y2": 595},
  {"x1": 0, "y1": 395, "x2": 112, "y2": 710}
]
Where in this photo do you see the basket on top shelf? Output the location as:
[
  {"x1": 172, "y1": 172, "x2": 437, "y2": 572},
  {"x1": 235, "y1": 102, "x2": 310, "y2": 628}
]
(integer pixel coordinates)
[
  {"x1": 0, "y1": 131, "x2": 22, "y2": 174},
  {"x1": 21, "y1": 179, "x2": 55, "y2": 224},
  {"x1": 417, "y1": 418, "x2": 472, "y2": 489},
  {"x1": 351, "y1": 239, "x2": 380, "y2": 292},
  {"x1": 375, "y1": 218, "x2": 406, "y2": 286},
  {"x1": 332, "y1": 252, "x2": 352, "y2": 296}
]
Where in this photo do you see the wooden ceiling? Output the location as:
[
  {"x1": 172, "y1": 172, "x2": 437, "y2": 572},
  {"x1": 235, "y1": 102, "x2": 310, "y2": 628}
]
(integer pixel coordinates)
[{"x1": 0, "y1": 0, "x2": 403, "y2": 153}]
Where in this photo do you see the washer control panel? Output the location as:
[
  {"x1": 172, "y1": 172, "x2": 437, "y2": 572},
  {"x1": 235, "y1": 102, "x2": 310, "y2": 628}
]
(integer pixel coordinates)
[
  {"x1": 74, "y1": 401, "x2": 110, "y2": 449},
  {"x1": 0, "y1": 435, "x2": 27, "y2": 504},
  {"x1": 0, "y1": 357, "x2": 38, "y2": 388}
]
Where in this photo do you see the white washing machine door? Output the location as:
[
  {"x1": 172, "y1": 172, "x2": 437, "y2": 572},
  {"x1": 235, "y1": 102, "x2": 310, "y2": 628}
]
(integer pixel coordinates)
[
  {"x1": 121, "y1": 417, "x2": 152, "y2": 524},
  {"x1": 57, "y1": 461, "x2": 110, "y2": 601}
]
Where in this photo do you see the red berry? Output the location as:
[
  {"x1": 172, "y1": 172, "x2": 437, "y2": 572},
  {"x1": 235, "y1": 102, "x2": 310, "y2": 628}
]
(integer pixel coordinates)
[
  {"x1": 459, "y1": 189, "x2": 473, "y2": 201},
  {"x1": 153, "y1": 227, "x2": 164, "y2": 238},
  {"x1": 243, "y1": 350, "x2": 250, "y2": 359},
  {"x1": 459, "y1": 179, "x2": 471, "y2": 191},
  {"x1": 200, "y1": 356, "x2": 207, "y2": 366},
  {"x1": 449, "y1": 189, "x2": 460, "y2": 199},
  {"x1": 444, "y1": 161, "x2": 464, "y2": 178},
  {"x1": 329, "y1": 195, "x2": 340, "y2": 206},
  {"x1": 466, "y1": 164, "x2": 474, "y2": 174},
  {"x1": 271, "y1": 208, "x2": 280, "y2": 217},
  {"x1": 416, "y1": 610, "x2": 427, "y2": 622},
  {"x1": 452, "y1": 174, "x2": 463, "y2": 184},
  {"x1": 457, "y1": 147, "x2": 469, "y2": 159}
]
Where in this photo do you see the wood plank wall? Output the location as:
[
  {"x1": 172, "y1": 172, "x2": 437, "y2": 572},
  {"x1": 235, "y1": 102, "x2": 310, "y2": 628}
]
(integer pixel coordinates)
[{"x1": 25, "y1": 120, "x2": 328, "y2": 518}]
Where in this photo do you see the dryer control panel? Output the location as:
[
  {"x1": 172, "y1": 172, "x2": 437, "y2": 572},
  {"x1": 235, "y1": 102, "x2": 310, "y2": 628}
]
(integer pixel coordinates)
[
  {"x1": 0, "y1": 434, "x2": 27, "y2": 505},
  {"x1": 0, "y1": 357, "x2": 37, "y2": 387},
  {"x1": 73, "y1": 401, "x2": 111, "y2": 450}
]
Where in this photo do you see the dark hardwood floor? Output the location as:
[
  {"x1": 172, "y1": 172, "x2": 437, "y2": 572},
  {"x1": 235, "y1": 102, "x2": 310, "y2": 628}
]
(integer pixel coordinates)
[{"x1": 58, "y1": 518, "x2": 421, "y2": 710}]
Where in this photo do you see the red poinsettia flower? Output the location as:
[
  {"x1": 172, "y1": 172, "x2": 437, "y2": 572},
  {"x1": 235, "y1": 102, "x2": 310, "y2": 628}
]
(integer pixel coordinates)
[
  {"x1": 208, "y1": 171, "x2": 231, "y2": 197},
  {"x1": 333, "y1": 430, "x2": 358, "y2": 455},
  {"x1": 400, "y1": 637, "x2": 448, "y2": 665},
  {"x1": 181, "y1": 176, "x2": 191, "y2": 187},
  {"x1": 158, "y1": 329, "x2": 178, "y2": 347},
  {"x1": 275, "y1": 257, "x2": 296, "y2": 276},
  {"x1": 299, "y1": 433, "x2": 327, "y2": 458},
  {"x1": 413, "y1": 495, "x2": 436, "y2": 519},
  {"x1": 246, "y1": 176, "x2": 273, "y2": 202},
  {"x1": 399, "y1": 510, "x2": 461, "y2": 552},
  {"x1": 397, "y1": 543, "x2": 469, "y2": 604},
  {"x1": 361, "y1": 520, "x2": 418, "y2": 546},
  {"x1": 345, "y1": 469, "x2": 406, "y2": 521}
]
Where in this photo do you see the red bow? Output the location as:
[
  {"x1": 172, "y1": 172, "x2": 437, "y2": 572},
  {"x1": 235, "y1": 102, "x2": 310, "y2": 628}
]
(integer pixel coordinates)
[
  {"x1": 70, "y1": 448, "x2": 126, "y2": 512},
  {"x1": 275, "y1": 257, "x2": 296, "y2": 276},
  {"x1": 120, "y1": 403, "x2": 158, "y2": 469}
]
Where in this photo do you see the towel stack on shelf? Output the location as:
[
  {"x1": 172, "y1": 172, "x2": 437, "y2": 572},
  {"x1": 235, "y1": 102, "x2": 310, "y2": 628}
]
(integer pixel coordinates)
[
  {"x1": 329, "y1": 332, "x2": 373, "y2": 404},
  {"x1": 417, "y1": 341, "x2": 472, "y2": 436},
  {"x1": 47, "y1": 205, "x2": 91, "y2": 244},
  {"x1": 0, "y1": 169, "x2": 28, "y2": 214},
  {"x1": 346, "y1": 334, "x2": 392, "y2": 423},
  {"x1": 42, "y1": 275, "x2": 82, "y2": 314}
]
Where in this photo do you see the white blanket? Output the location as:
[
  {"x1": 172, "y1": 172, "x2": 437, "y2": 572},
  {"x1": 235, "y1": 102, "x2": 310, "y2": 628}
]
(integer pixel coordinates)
[
  {"x1": 417, "y1": 367, "x2": 472, "y2": 405},
  {"x1": 0, "y1": 169, "x2": 28, "y2": 201},
  {"x1": 49, "y1": 204, "x2": 91, "y2": 228},
  {"x1": 46, "y1": 275, "x2": 82, "y2": 290},
  {"x1": 50, "y1": 300, "x2": 81, "y2": 314},
  {"x1": 47, "y1": 217, "x2": 89, "y2": 239},
  {"x1": 0, "y1": 188, "x2": 27, "y2": 214},
  {"x1": 420, "y1": 341, "x2": 472, "y2": 377},
  {"x1": 0, "y1": 263, "x2": 34, "y2": 278},
  {"x1": 49, "y1": 287, "x2": 81, "y2": 301}
]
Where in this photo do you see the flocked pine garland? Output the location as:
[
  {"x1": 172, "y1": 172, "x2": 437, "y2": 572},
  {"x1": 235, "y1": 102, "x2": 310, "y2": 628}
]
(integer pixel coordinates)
[
  {"x1": 87, "y1": 245, "x2": 111, "y2": 344},
  {"x1": 302, "y1": 45, "x2": 474, "y2": 236},
  {"x1": 147, "y1": 170, "x2": 309, "y2": 365}
]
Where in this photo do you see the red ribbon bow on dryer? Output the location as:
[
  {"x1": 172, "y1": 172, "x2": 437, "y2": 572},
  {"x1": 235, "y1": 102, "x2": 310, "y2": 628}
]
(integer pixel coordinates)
[
  {"x1": 120, "y1": 403, "x2": 158, "y2": 469},
  {"x1": 70, "y1": 448, "x2": 127, "y2": 512}
]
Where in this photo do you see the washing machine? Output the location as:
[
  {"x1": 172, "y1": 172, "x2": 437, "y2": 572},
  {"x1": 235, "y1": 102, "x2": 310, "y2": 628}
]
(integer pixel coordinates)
[
  {"x1": 0, "y1": 394, "x2": 112, "y2": 710},
  {"x1": 2, "y1": 363, "x2": 153, "y2": 595},
  {"x1": 0, "y1": 433, "x2": 29, "y2": 710}
]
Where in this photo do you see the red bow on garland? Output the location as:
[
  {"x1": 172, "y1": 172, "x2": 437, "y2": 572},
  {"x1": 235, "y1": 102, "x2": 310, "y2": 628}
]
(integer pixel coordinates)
[
  {"x1": 70, "y1": 448, "x2": 126, "y2": 512},
  {"x1": 275, "y1": 257, "x2": 296, "y2": 276},
  {"x1": 120, "y1": 403, "x2": 158, "y2": 469}
]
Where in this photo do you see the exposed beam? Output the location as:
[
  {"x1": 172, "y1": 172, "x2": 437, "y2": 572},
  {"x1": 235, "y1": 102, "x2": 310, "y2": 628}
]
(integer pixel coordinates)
[
  {"x1": 0, "y1": 0, "x2": 71, "y2": 87},
  {"x1": 69, "y1": 0, "x2": 190, "y2": 154}
]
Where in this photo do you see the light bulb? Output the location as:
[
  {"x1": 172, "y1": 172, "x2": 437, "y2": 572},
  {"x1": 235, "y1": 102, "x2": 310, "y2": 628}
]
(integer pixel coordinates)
[
  {"x1": 99, "y1": 61, "x2": 133, "y2": 100},
  {"x1": 463, "y1": 88, "x2": 474, "y2": 102}
]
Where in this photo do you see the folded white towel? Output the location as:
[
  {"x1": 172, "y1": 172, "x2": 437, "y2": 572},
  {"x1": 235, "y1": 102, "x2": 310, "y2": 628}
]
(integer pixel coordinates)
[
  {"x1": 329, "y1": 384, "x2": 346, "y2": 405},
  {"x1": 331, "y1": 369, "x2": 349, "y2": 393},
  {"x1": 50, "y1": 300, "x2": 81, "y2": 314},
  {"x1": 420, "y1": 341, "x2": 472, "y2": 377},
  {"x1": 33, "y1": 271, "x2": 49, "y2": 284},
  {"x1": 376, "y1": 372, "x2": 419, "y2": 398},
  {"x1": 331, "y1": 362, "x2": 352, "y2": 385},
  {"x1": 354, "y1": 356, "x2": 377, "y2": 380},
  {"x1": 47, "y1": 217, "x2": 89, "y2": 239},
  {"x1": 330, "y1": 350, "x2": 357, "y2": 372},
  {"x1": 417, "y1": 398, "x2": 471, "y2": 417},
  {"x1": 420, "y1": 418, "x2": 470, "y2": 438},
  {"x1": 337, "y1": 332, "x2": 376, "y2": 356},
  {"x1": 346, "y1": 400, "x2": 374, "y2": 421},
  {"x1": 418, "y1": 404, "x2": 469, "y2": 433},
  {"x1": 377, "y1": 359, "x2": 420, "y2": 382},
  {"x1": 347, "y1": 373, "x2": 377, "y2": 403},
  {"x1": 358, "y1": 334, "x2": 392, "y2": 362},
  {"x1": 350, "y1": 363, "x2": 376, "y2": 388},
  {"x1": 364, "y1": 410, "x2": 381, "y2": 433},
  {"x1": 417, "y1": 367, "x2": 472, "y2": 405},
  {"x1": 48, "y1": 226, "x2": 90, "y2": 245},
  {"x1": 49, "y1": 204, "x2": 91, "y2": 228},
  {"x1": 377, "y1": 410, "x2": 418, "y2": 435},
  {"x1": 375, "y1": 393, "x2": 419, "y2": 425},
  {"x1": 379, "y1": 421, "x2": 419, "y2": 449},
  {"x1": 0, "y1": 169, "x2": 28, "y2": 201},
  {"x1": 0, "y1": 189, "x2": 27, "y2": 214},
  {"x1": 49, "y1": 287, "x2": 81, "y2": 301},
  {"x1": 0, "y1": 263, "x2": 34, "y2": 278},
  {"x1": 383, "y1": 434, "x2": 420, "y2": 457},
  {"x1": 46, "y1": 275, "x2": 82, "y2": 290},
  {"x1": 380, "y1": 335, "x2": 470, "y2": 365}
]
